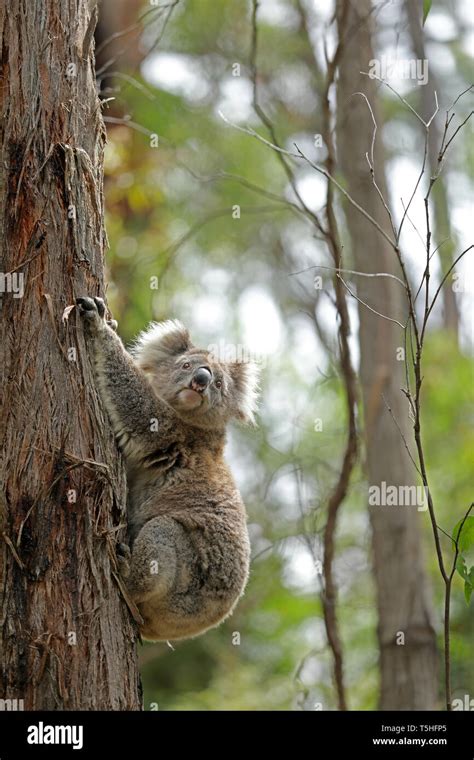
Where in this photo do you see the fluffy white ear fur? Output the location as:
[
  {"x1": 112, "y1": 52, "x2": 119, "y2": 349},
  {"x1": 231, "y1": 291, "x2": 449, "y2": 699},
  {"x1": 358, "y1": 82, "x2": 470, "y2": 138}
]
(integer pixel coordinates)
[
  {"x1": 132, "y1": 320, "x2": 192, "y2": 369},
  {"x1": 228, "y1": 361, "x2": 260, "y2": 425}
]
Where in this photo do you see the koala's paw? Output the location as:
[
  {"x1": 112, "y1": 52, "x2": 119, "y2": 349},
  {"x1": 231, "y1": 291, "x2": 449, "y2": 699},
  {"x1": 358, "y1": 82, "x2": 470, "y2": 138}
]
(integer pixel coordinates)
[
  {"x1": 76, "y1": 296, "x2": 115, "y2": 335},
  {"x1": 116, "y1": 542, "x2": 131, "y2": 579}
]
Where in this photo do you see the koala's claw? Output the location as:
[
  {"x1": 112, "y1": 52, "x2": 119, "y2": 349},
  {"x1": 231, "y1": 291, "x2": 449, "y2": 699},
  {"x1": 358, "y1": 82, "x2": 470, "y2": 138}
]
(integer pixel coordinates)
[
  {"x1": 117, "y1": 541, "x2": 131, "y2": 559},
  {"x1": 76, "y1": 296, "x2": 113, "y2": 336},
  {"x1": 116, "y1": 542, "x2": 131, "y2": 579},
  {"x1": 76, "y1": 296, "x2": 106, "y2": 318}
]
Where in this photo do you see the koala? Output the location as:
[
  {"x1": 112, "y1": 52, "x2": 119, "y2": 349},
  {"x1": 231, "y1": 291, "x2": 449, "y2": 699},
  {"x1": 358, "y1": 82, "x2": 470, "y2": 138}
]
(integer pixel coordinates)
[{"x1": 76, "y1": 296, "x2": 258, "y2": 642}]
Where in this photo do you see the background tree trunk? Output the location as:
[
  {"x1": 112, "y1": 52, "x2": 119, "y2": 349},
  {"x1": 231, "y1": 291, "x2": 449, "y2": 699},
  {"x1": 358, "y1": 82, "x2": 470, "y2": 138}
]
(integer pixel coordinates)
[
  {"x1": 0, "y1": 0, "x2": 141, "y2": 709},
  {"x1": 95, "y1": 0, "x2": 144, "y2": 74},
  {"x1": 335, "y1": 0, "x2": 439, "y2": 709},
  {"x1": 405, "y1": 0, "x2": 460, "y2": 338}
]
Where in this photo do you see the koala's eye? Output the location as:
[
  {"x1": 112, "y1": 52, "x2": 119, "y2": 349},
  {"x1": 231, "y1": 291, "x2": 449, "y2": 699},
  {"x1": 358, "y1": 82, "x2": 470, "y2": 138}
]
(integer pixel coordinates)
[
  {"x1": 215, "y1": 380, "x2": 222, "y2": 389},
  {"x1": 182, "y1": 362, "x2": 191, "y2": 369}
]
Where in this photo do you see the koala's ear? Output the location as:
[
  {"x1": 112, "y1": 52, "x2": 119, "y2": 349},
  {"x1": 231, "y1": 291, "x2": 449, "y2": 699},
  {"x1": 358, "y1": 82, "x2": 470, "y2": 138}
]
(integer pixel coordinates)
[
  {"x1": 227, "y1": 361, "x2": 260, "y2": 425},
  {"x1": 132, "y1": 320, "x2": 192, "y2": 370}
]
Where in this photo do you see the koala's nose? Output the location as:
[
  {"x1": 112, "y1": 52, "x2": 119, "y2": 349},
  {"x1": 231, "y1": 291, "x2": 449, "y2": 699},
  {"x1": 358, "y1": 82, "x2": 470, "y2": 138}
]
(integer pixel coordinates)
[{"x1": 192, "y1": 367, "x2": 212, "y2": 390}]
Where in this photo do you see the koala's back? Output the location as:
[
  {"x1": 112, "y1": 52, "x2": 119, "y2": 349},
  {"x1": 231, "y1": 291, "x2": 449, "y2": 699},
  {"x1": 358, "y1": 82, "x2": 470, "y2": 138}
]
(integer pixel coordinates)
[
  {"x1": 126, "y1": 441, "x2": 245, "y2": 536},
  {"x1": 126, "y1": 438, "x2": 251, "y2": 640}
]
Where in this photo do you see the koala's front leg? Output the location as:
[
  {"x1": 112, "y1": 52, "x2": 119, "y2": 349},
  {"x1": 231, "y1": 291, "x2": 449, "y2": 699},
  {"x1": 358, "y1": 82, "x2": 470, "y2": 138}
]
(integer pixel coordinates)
[{"x1": 76, "y1": 296, "x2": 176, "y2": 467}]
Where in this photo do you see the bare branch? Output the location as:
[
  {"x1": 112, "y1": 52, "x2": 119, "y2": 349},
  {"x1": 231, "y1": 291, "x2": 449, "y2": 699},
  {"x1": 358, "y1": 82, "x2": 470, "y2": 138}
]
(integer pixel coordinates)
[
  {"x1": 103, "y1": 116, "x2": 154, "y2": 136},
  {"x1": 442, "y1": 111, "x2": 474, "y2": 159},
  {"x1": 95, "y1": 6, "x2": 161, "y2": 57},
  {"x1": 336, "y1": 273, "x2": 406, "y2": 329},
  {"x1": 360, "y1": 71, "x2": 438, "y2": 128},
  {"x1": 423, "y1": 245, "x2": 474, "y2": 331},
  {"x1": 178, "y1": 166, "x2": 315, "y2": 226},
  {"x1": 396, "y1": 132, "x2": 429, "y2": 244},
  {"x1": 218, "y1": 110, "x2": 297, "y2": 157},
  {"x1": 381, "y1": 394, "x2": 422, "y2": 476},
  {"x1": 293, "y1": 143, "x2": 399, "y2": 252},
  {"x1": 218, "y1": 109, "x2": 402, "y2": 255},
  {"x1": 353, "y1": 91, "x2": 397, "y2": 237},
  {"x1": 289, "y1": 264, "x2": 405, "y2": 287}
]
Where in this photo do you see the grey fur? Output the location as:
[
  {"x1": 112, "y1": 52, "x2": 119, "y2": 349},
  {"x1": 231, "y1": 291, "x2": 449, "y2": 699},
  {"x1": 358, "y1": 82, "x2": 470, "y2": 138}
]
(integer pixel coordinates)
[{"x1": 76, "y1": 297, "x2": 258, "y2": 641}]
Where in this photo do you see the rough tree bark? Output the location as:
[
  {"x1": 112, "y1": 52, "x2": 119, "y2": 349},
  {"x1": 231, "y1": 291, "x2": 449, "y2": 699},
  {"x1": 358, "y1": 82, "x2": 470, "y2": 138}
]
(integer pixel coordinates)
[
  {"x1": 335, "y1": 0, "x2": 439, "y2": 709},
  {"x1": 0, "y1": 0, "x2": 141, "y2": 709}
]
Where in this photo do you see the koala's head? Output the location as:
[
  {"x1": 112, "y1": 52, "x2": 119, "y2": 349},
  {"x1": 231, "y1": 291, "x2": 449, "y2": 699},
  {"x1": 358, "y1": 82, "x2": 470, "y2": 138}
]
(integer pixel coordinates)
[{"x1": 132, "y1": 320, "x2": 259, "y2": 431}]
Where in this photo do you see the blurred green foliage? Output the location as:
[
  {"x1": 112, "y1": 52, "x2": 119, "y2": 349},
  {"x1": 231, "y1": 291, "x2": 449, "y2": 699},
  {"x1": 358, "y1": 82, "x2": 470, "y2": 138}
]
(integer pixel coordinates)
[{"x1": 101, "y1": 0, "x2": 473, "y2": 709}]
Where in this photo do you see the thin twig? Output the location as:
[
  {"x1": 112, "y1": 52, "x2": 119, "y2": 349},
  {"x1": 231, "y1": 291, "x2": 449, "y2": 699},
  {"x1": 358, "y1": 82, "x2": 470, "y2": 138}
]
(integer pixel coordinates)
[
  {"x1": 353, "y1": 91, "x2": 397, "y2": 237},
  {"x1": 289, "y1": 264, "x2": 405, "y2": 287},
  {"x1": 360, "y1": 71, "x2": 438, "y2": 128},
  {"x1": 381, "y1": 394, "x2": 422, "y2": 476},
  {"x1": 423, "y1": 245, "x2": 473, "y2": 337},
  {"x1": 337, "y1": 274, "x2": 406, "y2": 329}
]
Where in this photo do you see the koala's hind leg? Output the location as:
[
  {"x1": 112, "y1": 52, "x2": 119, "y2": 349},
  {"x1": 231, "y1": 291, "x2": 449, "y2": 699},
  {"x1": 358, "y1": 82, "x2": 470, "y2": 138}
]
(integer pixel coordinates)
[{"x1": 124, "y1": 515, "x2": 191, "y2": 605}]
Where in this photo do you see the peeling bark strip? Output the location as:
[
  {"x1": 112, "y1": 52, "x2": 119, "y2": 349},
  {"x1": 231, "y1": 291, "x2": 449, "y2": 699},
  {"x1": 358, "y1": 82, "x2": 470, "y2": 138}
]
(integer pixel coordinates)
[{"x1": 0, "y1": 1, "x2": 141, "y2": 709}]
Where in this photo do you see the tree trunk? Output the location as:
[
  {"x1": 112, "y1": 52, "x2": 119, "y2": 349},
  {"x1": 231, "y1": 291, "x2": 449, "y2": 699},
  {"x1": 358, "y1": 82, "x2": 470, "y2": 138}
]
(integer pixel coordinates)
[
  {"x1": 335, "y1": 0, "x2": 439, "y2": 709},
  {"x1": 0, "y1": 0, "x2": 141, "y2": 710}
]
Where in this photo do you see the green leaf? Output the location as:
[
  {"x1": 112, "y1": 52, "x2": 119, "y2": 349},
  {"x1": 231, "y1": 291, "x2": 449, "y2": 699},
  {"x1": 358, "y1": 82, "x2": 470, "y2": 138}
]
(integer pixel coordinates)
[
  {"x1": 456, "y1": 554, "x2": 469, "y2": 581},
  {"x1": 423, "y1": 0, "x2": 432, "y2": 26},
  {"x1": 465, "y1": 581, "x2": 473, "y2": 604},
  {"x1": 453, "y1": 516, "x2": 474, "y2": 604},
  {"x1": 452, "y1": 515, "x2": 474, "y2": 552}
]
